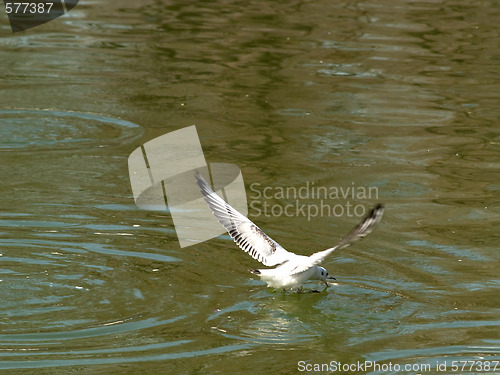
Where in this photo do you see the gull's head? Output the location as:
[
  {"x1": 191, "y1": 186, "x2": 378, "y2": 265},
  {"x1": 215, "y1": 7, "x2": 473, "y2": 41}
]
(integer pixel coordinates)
[{"x1": 315, "y1": 266, "x2": 336, "y2": 286}]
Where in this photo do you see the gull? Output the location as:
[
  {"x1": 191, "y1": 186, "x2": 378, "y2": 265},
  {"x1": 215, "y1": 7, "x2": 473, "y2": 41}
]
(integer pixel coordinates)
[{"x1": 195, "y1": 172, "x2": 384, "y2": 292}]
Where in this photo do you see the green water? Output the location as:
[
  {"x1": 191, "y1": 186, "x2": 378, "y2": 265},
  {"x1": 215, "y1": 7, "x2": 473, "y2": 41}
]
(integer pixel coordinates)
[{"x1": 1, "y1": 0, "x2": 499, "y2": 373}]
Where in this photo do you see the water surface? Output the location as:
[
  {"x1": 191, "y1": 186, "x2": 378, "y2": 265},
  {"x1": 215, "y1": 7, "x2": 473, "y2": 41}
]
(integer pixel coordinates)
[{"x1": 1, "y1": 0, "x2": 499, "y2": 373}]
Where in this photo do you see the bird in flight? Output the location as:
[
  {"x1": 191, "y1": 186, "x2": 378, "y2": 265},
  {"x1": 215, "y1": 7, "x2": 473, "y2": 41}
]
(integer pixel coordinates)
[{"x1": 195, "y1": 172, "x2": 384, "y2": 292}]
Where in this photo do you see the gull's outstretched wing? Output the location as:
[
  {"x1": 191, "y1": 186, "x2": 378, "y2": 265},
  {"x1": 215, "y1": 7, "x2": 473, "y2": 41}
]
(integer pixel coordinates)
[
  {"x1": 290, "y1": 204, "x2": 384, "y2": 274},
  {"x1": 195, "y1": 172, "x2": 294, "y2": 267}
]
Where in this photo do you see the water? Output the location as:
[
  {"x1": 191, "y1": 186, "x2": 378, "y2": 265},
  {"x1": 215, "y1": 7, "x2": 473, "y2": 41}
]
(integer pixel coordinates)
[{"x1": 1, "y1": 0, "x2": 499, "y2": 373}]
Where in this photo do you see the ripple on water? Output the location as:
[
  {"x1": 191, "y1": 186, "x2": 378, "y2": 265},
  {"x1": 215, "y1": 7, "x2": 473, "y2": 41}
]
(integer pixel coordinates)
[
  {"x1": 0, "y1": 109, "x2": 143, "y2": 151},
  {"x1": 0, "y1": 229, "x2": 196, "y2": 370}
]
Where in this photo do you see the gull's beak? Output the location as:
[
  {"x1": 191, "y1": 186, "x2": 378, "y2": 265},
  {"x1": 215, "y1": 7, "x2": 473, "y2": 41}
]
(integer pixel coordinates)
[{"x1": 324, "y1": 276, "x2": 336, "y2": 288}]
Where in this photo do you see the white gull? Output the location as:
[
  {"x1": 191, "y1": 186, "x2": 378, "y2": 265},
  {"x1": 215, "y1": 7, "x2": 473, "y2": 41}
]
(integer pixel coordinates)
[{"x1": 195, "y1": 172, "x2": 384, "y2": 292}]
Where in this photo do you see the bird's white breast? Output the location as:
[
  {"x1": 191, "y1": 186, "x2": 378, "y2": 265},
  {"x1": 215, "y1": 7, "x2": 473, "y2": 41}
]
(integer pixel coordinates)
[{"x1": 258, "y1": 263, "x2": 316, "y2": 289}]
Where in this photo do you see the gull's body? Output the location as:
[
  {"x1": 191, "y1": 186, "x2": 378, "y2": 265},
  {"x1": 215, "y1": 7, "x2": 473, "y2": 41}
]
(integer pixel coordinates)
[
  {"x1": 195, "y1": 172, "x2": 384, "y2": 291},
  {"x1": 252, "y1": 258, "x2": 321, "y2": 289}
]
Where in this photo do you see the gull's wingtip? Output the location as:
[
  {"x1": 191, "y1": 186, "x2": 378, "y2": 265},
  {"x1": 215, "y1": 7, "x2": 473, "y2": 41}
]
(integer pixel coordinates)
[
  {"x1": 372, "y1": 203, "x2": 385, "y2": 219},
  {"x1": 194, "y1": 170, "x2": 208, "y2": 187}
]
